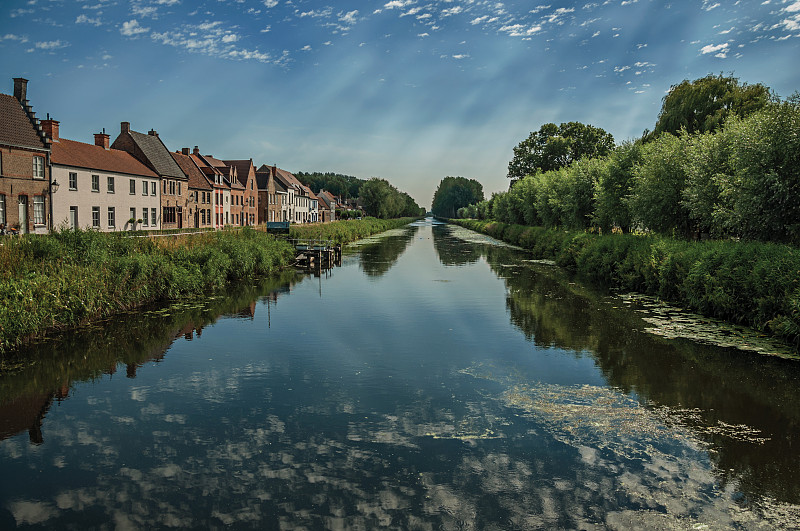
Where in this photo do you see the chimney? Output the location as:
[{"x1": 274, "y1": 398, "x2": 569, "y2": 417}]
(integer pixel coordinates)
[
  {"x1": 271, "y1": 165, "x2": 277, "y2": 177},
  {"x1": 13, "y1": 77, "x2": 28, "y2": 102},
  {"x1": 41, "y1": 118, "x2": 60, "y2": 142},
  {"x1": 148, "y1": 129, "x2": 158, "y2": 137},
  {"x1": 121, "y1": 121, "x2": 130, "y2": 134},
  {"x1": 182, "y1": 147, "x2": 190, "y2": 155},
  {"x1": 94, "y1": 131, "x2": 110, "y2": 150},
  {"x1": 193, "y1": 146, "x2": 200, "y2": 155}
]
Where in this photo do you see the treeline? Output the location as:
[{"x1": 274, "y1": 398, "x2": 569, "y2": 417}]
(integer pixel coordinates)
[
  {"x1": 462, "y1": 79, "x2": 800, "y2": 246},
  {"x1": 295, "y1": 171, "x2": 363, "y2": 199},
  {"x1": 431, "y1": 176, "x2": 484, "y2": 218},
  {"x1": 295, "y1": 172, "x2": 424, "y2": 219}
]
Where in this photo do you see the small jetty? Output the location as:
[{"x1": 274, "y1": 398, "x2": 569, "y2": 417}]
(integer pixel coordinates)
[{"x1": 292, "y1": 239, "x2": 342, "y2": 270}]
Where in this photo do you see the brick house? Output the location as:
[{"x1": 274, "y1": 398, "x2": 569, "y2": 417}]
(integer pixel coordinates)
[
  {"x1": 0, "y1": 78, "x2": 52, "y2": 234},
  {"x1": 171, "y1": 149, "x2": 214, "y2": 229},
  {"x1": 224, "y1": 159, "x2": 258, "y2": 226},
  {"x1": 255, "y1": 165, "x2": 281, "y2": 224},
  {"x1": 112, "y1": 122, "x2": 189, "y2": 229},
  {"x1": 188, "y1": 148, "x2": 230, "y2": 228},
  {"x1": 46, "y1": 120, "x2": 161, "y2": 232}
]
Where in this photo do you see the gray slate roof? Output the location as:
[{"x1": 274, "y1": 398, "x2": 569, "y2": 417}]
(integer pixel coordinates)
[
  {"x1": 129, "y1": 130, "x2": 184, "y2": 179},
  {"x1": 0, "y1": 94, "x2": 49, "y2": 150}
]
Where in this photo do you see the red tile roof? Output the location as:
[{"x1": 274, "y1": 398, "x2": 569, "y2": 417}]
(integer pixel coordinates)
[
  {"x1": 171, "y1": 151, "x2": 213, "y2": 191},
  {"x1": 51, "y1": 138, "x2": 158, "y2": 177},
  {"x1": 0, "y1": 93, "x2": 49, "y2": 150}
]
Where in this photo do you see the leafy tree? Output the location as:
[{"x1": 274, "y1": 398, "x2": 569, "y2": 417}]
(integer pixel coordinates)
[
  {"x1": 359, "y1": 178, "x2": 423, "y2": 219},
  {"x1": 508, "y1": 122, "x2": 615, "y2": 180},
  {"x1": 295, "y1": 171, "x2": 364, "y2": 199},
  {"x1": 431, "y1": 177, "x2": 484, "y2": 218},
  {"x1": 651, "y1": 74, "x2": 771, "y2": 138},
  {"x1": 593, "y1": 141, "x2": 642, "y2": 234},
  {"x1": 627, "y1": 133, "x2": 691, "y2": 236}
]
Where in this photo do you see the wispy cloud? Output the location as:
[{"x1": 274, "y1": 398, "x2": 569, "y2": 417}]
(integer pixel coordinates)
[{"x1": 120, "y1": 19, "x2": 149, "y2": 37}]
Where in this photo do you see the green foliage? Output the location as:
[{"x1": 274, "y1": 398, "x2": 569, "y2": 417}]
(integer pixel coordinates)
[
  {"x1": 507, "y1": 121, "x2": 615, "y2": 180},
  {"x1": 593, "y1": 140, "x2": 642, "y2": 233},
  {"x1": 359, "y1": 178, "x2": 423, "y2": 219},
  {"x1": 651, "y1": 73, "x2": 771, "y2": 138},
  {"x1": 453, "y1": 219, "x2": 800, "y2": 349},
  {"x1": 627, "y1": 133, "x2": 692, "y2": 236},
  {"x1": 290, "y1": 217, "x2": 420, "y2": 245},
  {"x1": 295, "y1": 171, "x2": 364, "y2": 199},
  {"x1": 430, "y1": 176, "x2": 484, "y2": 218},
  {"x1": 0, "y1": 229, "x2": 294, "y2": 354}
]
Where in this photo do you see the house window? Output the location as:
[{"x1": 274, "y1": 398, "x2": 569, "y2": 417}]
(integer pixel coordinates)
[
  {"x1": 163, "y1": 181, "x2": 167, "y2": 194},
  {"x1": 33, "y1": 196, "x2": 45, "y2": 225},
  {"x1": 69, "y1": 172, "x2": 77, "y2": 190},
  {"x1": 92, "y1": 174, "x2": 99, "y2": 192},
  {"x1": 177, "y1": 182, "x2": 181, "y2": 196},
  {"x1": 0, "y1": 194, "x2": 5, "y2": 225},
  {"x1": 163, "y1": 206, "x2": 176, "y2": 224},
  {"x1": 108, "y1": 207, "x2": 115, "y2": 228},
  {"x1": 151, "y1": 207, "x2": 157, "y2": 227},
  {"x1": 92, "y1": 206, "x2": 100, "y2": 228},
  {"x1": 169, "y1": 181, "x2": 176, "y2": 195},
  {"x1": 142, "y1": 208, "x2": 149, "y2": 227},
  {"x1": 130, "y1": 207, "x2": 136, "y2": 224},
  {"x1": 130, "y1": 179, "x2": 136, "y2": 195},
  {"x1": 142, "y1": 180, "x2": 148, "y2": 195},
  {"x1": 151, "y1": 182, "x2": 156, "y2": 196},
  {"x1": 33, "y1": 156, "x2": 45, "y2": 179},
  {"x1": 69, "y1": 206, "x2": 77, "y2": 229},
  {"x1": 107, "y1": 176, "x2": 115, "y2": 193}
]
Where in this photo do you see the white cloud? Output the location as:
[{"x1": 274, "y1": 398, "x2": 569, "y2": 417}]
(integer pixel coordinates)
[
  {"x1": 401, "y1": 7, "x2": 422, "y2": 17},
  {"x1": 34, "y1": 40, "x2": 69, "y2": 50},
  {"x1": 452, "y1": 54, "x2": 469, "y2": 59},
  {"x1": 1, "y1": 34, "x2": 29, "y2": 43},
  {"x1": 700, "y1": 42, "x2": 729, "y2": 57},
  {"x1": 120, "y1": 19, "x2": 149, "y2": 36},
  {"x1": 442, "y1": 6, "x2": 463, "y2": 16},
  {"x1": 384, "y1": 0, "x2": 415, "y2": 9},
  {"x1": 785, "y1": 1, "x2": 800, "y2": 12},
  {"x1": 264, "y1": 0, "x2": 278, "y2": 7},
  {"x1": 299, "y1": 8, "x2": 332, "y2": 18},
  {"x1": 132, "y1": 6, "x2": 158, "y2": 18},
  {"x1": 339, "y1": 10, "x2": 358, "y2": 26},
  {"x1": 76, "y1": 14, "x2": 102, "y2": 25},
  {"x1": 221, "y1": 33, "x2": 239, "y2": 43}
]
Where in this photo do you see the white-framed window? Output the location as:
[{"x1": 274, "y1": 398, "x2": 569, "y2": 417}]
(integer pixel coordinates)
[
  {"x1": 142, "y1": 208, "x2": 148, "y2": 227},
  {"x1": 107, "y1": 176, "x2": 115, "y2": 193},
  {"x1": 69, "y1": 172, "x2": 77, "y2": 190},
  {"x1": 151, "y1": 207, "x2": 157, "y2": 227},
  {"x1": 142, "y1": 180, "x2": 148, "y2": 195},
  {"x1": 33, "y1": 155, "x2": 45, "y2": 180},
  {"x1": 129, "y1": 179, "x2": 136, "y2": 195},
  {"x1": 33, "y1": 196, "x2": 45, "y2": 225},
  {"x1": 69, "y1": 206, "x2": 77, "y2": 229},
  {"x1": 130, "y1": 207, "x2": 136, "y2": 225},
  {"x1": 91, "y1": 175, "x2": 100, "y2": 192},
  {"x1": 0, "y1": 194, "x2": 5, "y2": 225},
  {"x1": 92, "y1": 206, "x2": 100, "y2": 227},
  {"x1": 177, "y1": 182, "x2": 181, "y2": 196},
  {"x1": 108, "y1": 207, "x2": 115, "y2": 228},
  {"x1": 169, "y1": 180, "x2": 176, "y2": 195},
  {"x1": 151, "y1": 182, "x2": 156, "y2": 196}
]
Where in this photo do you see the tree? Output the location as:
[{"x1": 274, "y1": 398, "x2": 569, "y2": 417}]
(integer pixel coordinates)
[
  {"x1": 430, "y1": 177, "x2": 484, "y2": 218},
  {"x1": 507, "y1": 121, "x2": 615, "y2": 180},
  {"x1": 651, "y1": 74, "x2": 771, "y2": 138}
]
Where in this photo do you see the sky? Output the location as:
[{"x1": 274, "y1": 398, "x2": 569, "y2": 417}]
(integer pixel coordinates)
[{"x1": 1, "y1": 0, "x2": 799, "y2": 208}]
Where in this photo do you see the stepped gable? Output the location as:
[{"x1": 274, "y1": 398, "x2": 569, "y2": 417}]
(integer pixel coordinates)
[
  {"x1": 0, "y1": 93, "x2": 49, "y2": 150},
  {"x1": 223, "y1": 159, "x2": 254, "y2": 188},
  {"x1": 51, "y1": 138, "x2": 157, "y2": 177}
]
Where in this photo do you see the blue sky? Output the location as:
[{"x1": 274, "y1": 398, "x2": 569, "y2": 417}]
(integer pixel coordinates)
[{"x1": 1, "y1": 0, "x2": 799, "y2": 207}]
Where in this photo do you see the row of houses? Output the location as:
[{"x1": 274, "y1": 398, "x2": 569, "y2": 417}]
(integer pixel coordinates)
[{"x1": 0, "y1": 78, "x2": 344, "y2": 234}]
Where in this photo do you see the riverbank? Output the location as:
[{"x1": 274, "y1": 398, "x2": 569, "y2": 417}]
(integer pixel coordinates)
[
  {"x1": 0, "y1": 218, "x2": 420, "y2": 357},
  {"x1": 450, "y1": 218, "x2": 800, "y2": 353}
]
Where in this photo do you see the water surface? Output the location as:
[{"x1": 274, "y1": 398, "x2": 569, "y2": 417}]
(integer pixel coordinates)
[{"x1": 1, "y1": 218, "x2": 799, "y2": 529}]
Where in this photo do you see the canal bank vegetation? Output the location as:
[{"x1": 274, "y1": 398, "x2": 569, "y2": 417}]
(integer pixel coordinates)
[
  {"x1": 0, "y1": 217, "x2": 422, "y2": 357},
  {"x1": 443, "y1": 75, "x2": 800, "y2": 351}
]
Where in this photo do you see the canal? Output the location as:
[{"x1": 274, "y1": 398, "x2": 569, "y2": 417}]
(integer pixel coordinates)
[{"x1": 1, "y1": 218, "x2": 799, "y2": 529}]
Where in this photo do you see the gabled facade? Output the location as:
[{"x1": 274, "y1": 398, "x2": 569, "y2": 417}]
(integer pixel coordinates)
[
  {"x1": 112, "y1": 122, "x2": 189, "y2": 230},
  {"x1": 317, "y1": 190, "x2": 337, "y2": 223},
  {"x1": 255, "y1": 166, "x2": 280, "y2": 224},
  {"x1": 172, "y1": 149, "x2": 213, "y2": 229},
  {"x1": 47, "y1": 121, "x2": 161, "y2": 232},
  {"x1": 0, "y1": 78, "x2": 52, "y2": 234},
  {"x1": 224, "y1": 159, "x2": 258, "y2": 226},
  {"x1": 189, "y1": 148, "x2": 230, "y2": 228}
]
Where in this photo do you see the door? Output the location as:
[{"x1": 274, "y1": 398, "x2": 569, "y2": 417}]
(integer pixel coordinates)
[
  {"x1": 18, "y1": 196, "x2": 28, "y2": 234},
  {"x1": 177, "y1": 207, "x2": 183, "y2": 229}
]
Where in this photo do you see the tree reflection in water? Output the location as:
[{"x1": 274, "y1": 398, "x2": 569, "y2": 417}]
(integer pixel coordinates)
[
  {"x1": 433, "y1": 222, "x2": 800, "y2": 505},
  {"x1": 357, "y1": 225, "x2": 419, "y2": 277}
]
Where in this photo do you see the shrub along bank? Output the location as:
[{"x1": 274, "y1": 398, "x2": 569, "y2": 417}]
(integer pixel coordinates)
[{"x1": 452, "y1": 219, "x2": 800, "y2": 351}]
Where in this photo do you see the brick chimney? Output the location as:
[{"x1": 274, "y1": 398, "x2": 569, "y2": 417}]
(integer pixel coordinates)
[
  {"x1": 13, "y1": 77, "x2": 28, "y2": 102},
  {"x1": 121, "y1": 121, "x2": 130, "y2": 134},
  {"x1": 193, "y1": 146, "x2": 200, "y2": 155},
  {"x1": 148, "y1": 129, "x2": 158, "y2": 137},
  {"x1": 181, "y1": 147, "x2": 190, "y2": 155},
  {"x1": 94, "y1": 131, "x2": 110, "y2": 150},
  {"x1": 41, "y1": 118, "x2": 60, "y2": 142}
]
